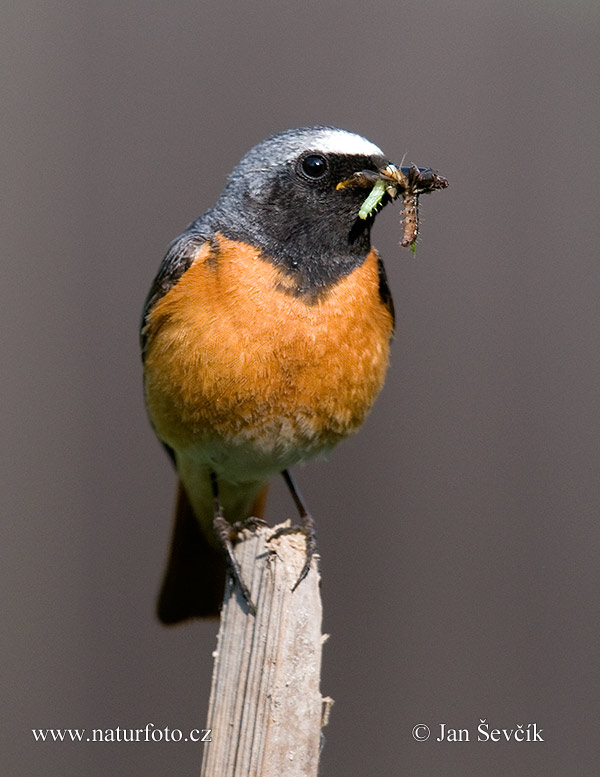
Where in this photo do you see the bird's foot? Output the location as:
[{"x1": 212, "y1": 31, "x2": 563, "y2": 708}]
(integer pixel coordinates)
[
  {"x1": 213, "y1": 514, "x2": 257, "y2": 615},
  {"x1": 268, "y1": 512, "x2": 317, "y2": 591}
]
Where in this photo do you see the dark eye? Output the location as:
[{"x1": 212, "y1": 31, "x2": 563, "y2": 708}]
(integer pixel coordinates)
[{"x1": 299, "y1": 153, "x2": 329, "y2": 180}]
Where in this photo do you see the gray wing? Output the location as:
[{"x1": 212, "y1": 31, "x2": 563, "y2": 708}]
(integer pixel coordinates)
[{"x1": 140, "y1": 222, "x2": 211, "y2": 360}]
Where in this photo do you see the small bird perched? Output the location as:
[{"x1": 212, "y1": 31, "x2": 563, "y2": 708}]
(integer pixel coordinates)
[{"x1": 141, "y1": 126, "x2": 447, "y2": 623}]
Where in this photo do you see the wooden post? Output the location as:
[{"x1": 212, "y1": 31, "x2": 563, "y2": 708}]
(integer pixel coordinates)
[{"x1": 200, "y1": 522, "x2": 332, "y2": 777}]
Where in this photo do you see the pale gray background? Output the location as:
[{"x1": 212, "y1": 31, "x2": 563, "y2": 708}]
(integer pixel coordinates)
[{"x1": 3, "y1": 1, "x2": 599, "y2": 775}]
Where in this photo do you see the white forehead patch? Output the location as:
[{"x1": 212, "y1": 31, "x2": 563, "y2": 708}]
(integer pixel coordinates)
[{"x1": 300, "y1": 129, "x2": 383, "y2": 158}]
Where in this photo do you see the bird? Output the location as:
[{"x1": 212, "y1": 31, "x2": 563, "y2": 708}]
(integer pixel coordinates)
[{"x1": 140, "y1": 125, "x2": 445, "y2": 623}]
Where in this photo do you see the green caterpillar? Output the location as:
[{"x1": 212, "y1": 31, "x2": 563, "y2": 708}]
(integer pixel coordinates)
[{"x1": 358, "y1": 179, "x2": 388, "y2": 220}]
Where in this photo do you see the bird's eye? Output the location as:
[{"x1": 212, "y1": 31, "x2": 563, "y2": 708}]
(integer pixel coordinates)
[{"x1": 298, "y1": 153, "x2": 329, "y2": 180}]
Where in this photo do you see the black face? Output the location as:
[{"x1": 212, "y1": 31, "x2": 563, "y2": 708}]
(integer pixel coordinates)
[
  {"x1": 258, "y1": 150, "x2": 387, "y2": 237},
  {"x1": 291, "y1": 150, "x2": 387, "y2": 201},
  {"x1": 208, "y1": 146, "x2": 391, "y2": 297}
]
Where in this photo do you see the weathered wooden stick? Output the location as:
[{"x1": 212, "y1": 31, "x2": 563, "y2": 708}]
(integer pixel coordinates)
[{"x1": 200, "y1": 521, "x2": 332, "y2": 777}]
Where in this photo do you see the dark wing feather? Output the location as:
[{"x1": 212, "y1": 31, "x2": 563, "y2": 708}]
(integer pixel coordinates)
[
  {"x1": 140, "y1": 222, "x2": 211, "y2": 359},
  {"x1": 376, "y1": 253, "x2": 396, "y2": 333}
]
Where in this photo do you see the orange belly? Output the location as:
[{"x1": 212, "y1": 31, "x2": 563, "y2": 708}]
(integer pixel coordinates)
[{"x1": 143, "y1": 233, "x2": 393, "y2": 478}]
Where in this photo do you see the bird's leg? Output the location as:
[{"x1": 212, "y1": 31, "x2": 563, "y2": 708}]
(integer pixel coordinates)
[
  {"x1": 270, "y1": 469, "x2": 317, "y2": 591},
  {"x1": 210, "y1": 471, "x2": 256, "y2": 614}
]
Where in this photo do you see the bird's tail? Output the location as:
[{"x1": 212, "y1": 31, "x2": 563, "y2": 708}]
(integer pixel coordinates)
[{"x1": 157, "y1": 481, "x2": 268, "y2": 623}]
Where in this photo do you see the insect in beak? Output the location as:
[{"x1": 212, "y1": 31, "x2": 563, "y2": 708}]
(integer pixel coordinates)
[{"x1": 337, "y1": 163, "x2": 449, "y2": 249}]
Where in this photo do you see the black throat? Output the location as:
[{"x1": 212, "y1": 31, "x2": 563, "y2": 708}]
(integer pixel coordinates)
[{"x1": 206, "y1": 156, "x2": 382, "y2": 300}]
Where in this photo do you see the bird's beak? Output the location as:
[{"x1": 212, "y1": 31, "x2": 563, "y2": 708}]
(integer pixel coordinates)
[
  {"x1": 337, "y1": 162, "x2": 449, "y2": 246},
  {"x1": 337, "y1": 163, "x2": 448, "y2": 204}
]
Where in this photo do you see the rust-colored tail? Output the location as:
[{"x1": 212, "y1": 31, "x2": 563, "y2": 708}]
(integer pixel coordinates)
[{"x1": 157, "y1": 481, "x2": 268, "y2": 624}]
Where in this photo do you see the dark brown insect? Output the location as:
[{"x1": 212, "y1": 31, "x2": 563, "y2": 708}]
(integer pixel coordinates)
[{"x1": 380, "y1": 164, "x2": 449, "y2": 248}]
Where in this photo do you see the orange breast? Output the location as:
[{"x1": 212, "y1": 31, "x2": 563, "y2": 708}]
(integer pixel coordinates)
[{"x1": 143, "y1": 234, "x2": 393, "y2": 465}]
